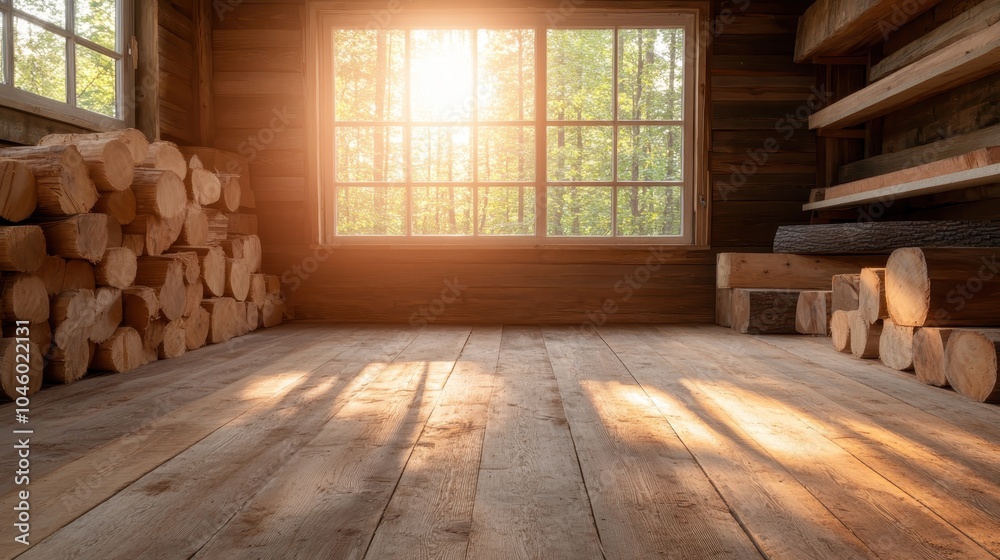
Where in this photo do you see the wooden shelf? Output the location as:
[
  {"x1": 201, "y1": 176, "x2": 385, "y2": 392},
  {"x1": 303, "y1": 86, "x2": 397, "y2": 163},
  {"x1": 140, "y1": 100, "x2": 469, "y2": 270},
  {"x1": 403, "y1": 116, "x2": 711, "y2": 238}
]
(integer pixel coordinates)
[{"x1": 809, "y1": 23, "x2": 1000, "y2": 130}]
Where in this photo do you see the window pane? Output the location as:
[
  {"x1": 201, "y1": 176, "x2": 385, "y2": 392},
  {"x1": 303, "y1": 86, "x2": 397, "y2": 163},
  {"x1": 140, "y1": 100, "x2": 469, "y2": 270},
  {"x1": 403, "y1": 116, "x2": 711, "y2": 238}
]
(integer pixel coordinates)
[
  {"x1": 618, "y1": 29, "x2": 684, "y2": 121},
  {"x1": 617, "y1": 186, "x2": 683, "y2": 236},
  {"x1": 76, "y1": 0, "x2": 117, "y2": 51},
  {"x1": 76, "y1": 45, "x2": 116, "y2": 117},
  {"x1": 14, "y1": 18, "x2": 66, "y2": 102},
  {"x1": 412, "y1": 185, "x2": 473, "y2": 235},
  {"x1": 479, "y1": 126, "x2": 534, "y2": 182},
  {"x1": 14, "y1": 0, "x2": 64, "y2": 28},
  {"x1": 336, "y1": 186, "x2": 406, "y2": 235},
  {"x1": 334, "y1": 29, "x2": 405, "y2": 121},
  {"x1": 335, "y1": 126, "x2": 405, "y2": 182},
  {"x1": 478, "y1": 186, "x2": 535, "y2": 235},
  {"x1": 411, "y1": 126, "x2": 471, "y2": 182},
  {"x1": 617, "y1": 126, "x2": 683, "y2": 181},
  {"x1": 547, "y1": 186, "x2": 612, "y2": 236},
  {"x1": 411, "y1": 30, "x2": 472, "y2": 122},
  {"x1": 547, "y1": 29, "x2": 612, "y2": 121},
  {"x1": 547, "y1": 126, "x2": 612, "y2": 181},
  {"x1": 478, "y1": 29, "x2": 534, "y2": 121}
]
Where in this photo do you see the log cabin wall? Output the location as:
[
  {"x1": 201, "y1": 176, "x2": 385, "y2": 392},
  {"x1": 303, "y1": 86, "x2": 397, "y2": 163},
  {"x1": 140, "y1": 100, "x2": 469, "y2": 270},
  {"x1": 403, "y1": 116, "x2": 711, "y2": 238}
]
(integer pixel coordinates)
[
  {"x1": 209, "y1": 0, "x2": 815, "y2": 323},
  {"x1": 837, "y1": 0, "x2": 1000, "y2": 221},
  {"x1": 157, "y1": 0, "x2": 210, "y2": 144}
]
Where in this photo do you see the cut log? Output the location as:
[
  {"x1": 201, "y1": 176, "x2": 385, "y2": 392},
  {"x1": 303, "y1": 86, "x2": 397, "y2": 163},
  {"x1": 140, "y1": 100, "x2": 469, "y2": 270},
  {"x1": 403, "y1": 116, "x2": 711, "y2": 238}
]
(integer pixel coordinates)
[
  {"x1": 730, "y1": 288, "x2": 800, "y2": 335},
  {"x1": 122, "y1": 234, "x2": 145, "y2": 257},
  {"x1": 202, "y1": 297, "x2": 240, "y2": 343},
  {"x1": 177, "y1": 147, "x2": 248, "y2": 177},
  {"x1": 71, "y1": 139, "x2": 134, "y2": 192},
  {"x1": 36, "y1": 255, "x2": 66, "y2": 296},
  {"x1": 0, "y1": 340, "x2": 43, "y2": 399},
  {"x1": 849, "y1": 311, "x2": 882, "y2": 359},
  {"x1": 795, "y1": 290, "x2": 832, "y2": 336},
  {"x1": 123, "y1": 213, "x2": 186, "y2": 256},
  {"x1": 239, "y1": 180, "x2": 256, "y2": 211},
  {"x1": 773, "y1": 221, "x2": 1000, "y2": 254},
  {"x1": 222, "y1": 234, "x2": 262, "y2": 272},
  {"x1": 122, "y1": 286, "x2": 159, "y2": 331},
  {"x1": 247, "y1": 273, "x2": 267, "y2": 304},
  {"x1": 91, "y1": 327, "x2": 145, "y2": 373},
  {"x1": 62, "y1": 259, "x2": 96, "y2": 291},
  {"x1": 209, "y1": 175, "x2": 241, "y2": 212},
  {"x1": 225, "y1": 213, "x2": 257, "y2": 236},
  {"x1": 140, "y1": 319, "x2": 165, "y2": 364},
  {"x1": 225, "y1": 258, "x2": 251, "y2": 301},
  {"x1": 105, "y1": 218, "x2": 123, "y2": 248},
  {"x1": 717, "y1": 253, "x2": 886, "y2": 289},
  {"x1": 163, "y1": 251, "x2": 201, "y2": 284},
  {"x1": 0, "y1": 226, "x2": 46, "y2": 272},
  {"x1": 159, "y1": 320, "x2": 187, "y2": 359},
  {"x1": 0, "y1": 274, "x2": 49, "y2": 324},
  {"x1": 245, "y1": 302, "x2": 259, "y2": 332},
  {"x1": 39, "y1": 213, "x2": 108, "y2": 262},
  {"x1": 93, "y1": 188, "x2": 137, "y2": 225},
  {"x1": 135, "y1": 257, "x2": 187, "y2": 321},
  {"x1": 859, "y1": 268, "x2": 888, "y2": 325},
  {"x1": 139, "y1": 141, "x2": 187, "y2": 179},
  {"x1": 39, "y1": 128, "x2": 150, "y2": 165},
  {"x1": 886, "y1": 247, "x2": 1000, "y2": 327},
  {"x1": 715, "y1": 288, "x2": 731, "y2": 328},
  {"x1": 3, "y1": 321, "x2": 52, "y2": 351},
  {"x1": 261, "y1": 294, "x2": 283, "y2": 328},
  {"x1": 91, "y1": 287, "x2": 123, "y2": 344},
  {"x1": 831, "y1": 273, "x2": 861, "y2": 313},
  {"x1": 170, "y1": 245, "x2": 226, "y2": 297},
  {"x1": 878, "y1": 319, "x2": 916, "y2": 371},
  {"x1": 186, "y1": 168, "x2": 222, "y2": 205},
  {"x1": 204, "y1": 208, "x2": 229, "y2": 245},
  {"x1": 50, "y1": 289, "x2": 97, "y2": 349},
  {"x1": 263, "y1": 274, "x2": 280, "y2": 295},
  {"x1": 0, "y1": 145, "x2": 98, "y2": 216},
  {"x1": 184, "y1": 281, "x2": 202, "y2": 317},
  {"x1": 913, "y1": 327, "x2": 955, "y2": 387},
  {"x1": 131, "y1": 168, "x2": 187, "y2": 219},
  {"x1": 44, "y1": 337, "x2": 92, "y2": 384},
  {"x1": 944, "y1": 329, "x2": 1000, "y2": 403},
  {"x1": 234, "y1": 305, "x2": 249, "y2": 337},
  {"x1": 0, "y1": 158, "x2": 37, "y2": 221},
  {"x1": 179, "y1": 202, "x2": 209, "y2": 246},
  {"x1": 95, "y1": 247, "x2": 137, "y2": 289},
  {"x1": 184, "y1": 306, "x2": 210, "y2": 350}
]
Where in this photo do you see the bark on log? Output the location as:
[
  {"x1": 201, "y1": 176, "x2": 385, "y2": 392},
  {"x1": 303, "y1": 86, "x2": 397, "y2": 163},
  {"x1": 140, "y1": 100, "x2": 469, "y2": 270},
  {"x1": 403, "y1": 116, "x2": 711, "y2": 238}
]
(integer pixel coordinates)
[
  {"x1": 859, "y1": 268, "x2": 889, "y2": 324},
  {"x1": 0, "y1": 226, "x2": 46, "y2": 273},
  {"x1": 913, "y1": 327, "x2": 954, "y2": 387},
  {"x1": 91, "y1": 327, "x2": 145, "y2": 373},
  {"x1": 0, "y1": 340, "x2": 43, "y2": 399},
  {"x1": 0, "y1": 158, "x2": 37, "y2": 221},
  {"x1": 774, "y1": 221, "x2": 1000, "y2": 254},
  {"x1": 0, "y1": 145, "x2": 98, "y2": 216},
  {"x1": 886, "y1": 247, "x2": 1000, "y2": 327},
  {"x1": 93, "y1": 188, "x2": 137, "y2": 225},
  {"x1": 39, "y1": 128, "x2": 150, "y2": 165},
  {"x1": 849, "y1": 311, "x2": 882, "y2": 359},
  {"x1": 95, "y1": 247, "x2": 137, "y2": 289},
  {"x1": 131, "y1": 168, "x2": 187, "y2": 219},
  {"x1": 40, "y1": 214, "x2": 108, "y2": 262},
  {"x1": 795, "y1": 290, "x2": 833, "y2": 336},
  {"x1": 944, "y1": 329, "x2": 1000, "y2": 403},
  {"x1": 731, "y1": 289, "x2": 801, "y2": 334},
  {"x1": 879, "y1": 319, "x2": 916, "y2": 371},
  {"x1": 0, "y1": 274, "x2": 49, "y2": 324}
]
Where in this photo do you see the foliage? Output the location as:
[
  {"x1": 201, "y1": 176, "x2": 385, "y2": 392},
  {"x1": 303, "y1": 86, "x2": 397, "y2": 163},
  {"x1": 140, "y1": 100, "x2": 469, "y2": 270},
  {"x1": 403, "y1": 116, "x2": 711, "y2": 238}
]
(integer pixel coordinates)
[{"x1": 332, "y1": 26, "x2": 686, "y2": 238}]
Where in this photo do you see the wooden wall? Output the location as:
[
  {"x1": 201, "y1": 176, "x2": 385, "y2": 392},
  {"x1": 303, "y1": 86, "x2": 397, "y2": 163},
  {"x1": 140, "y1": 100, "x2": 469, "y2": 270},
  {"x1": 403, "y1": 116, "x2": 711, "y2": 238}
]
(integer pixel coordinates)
[
  {"x1": 154, "y1": 0, "x2": 212, "y2": 144},
  {"x1": 210, "y1": 0, "x2": 815, "y2": 323}
]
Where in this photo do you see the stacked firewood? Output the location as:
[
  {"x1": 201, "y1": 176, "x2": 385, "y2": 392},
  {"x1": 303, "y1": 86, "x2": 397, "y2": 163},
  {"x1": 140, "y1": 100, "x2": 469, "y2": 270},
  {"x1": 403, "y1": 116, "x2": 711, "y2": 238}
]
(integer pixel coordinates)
[{"x1": 0, "y1": 130, "x2": 283, "y2": 399}]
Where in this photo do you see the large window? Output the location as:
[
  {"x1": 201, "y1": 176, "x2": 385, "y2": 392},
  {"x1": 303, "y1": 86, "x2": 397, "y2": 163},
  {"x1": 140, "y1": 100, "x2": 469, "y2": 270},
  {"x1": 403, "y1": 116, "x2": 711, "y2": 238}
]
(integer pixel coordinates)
[
  {"x1": 318, "y1": 11, "x2": 700, "y2": 244},
  {"x1": 0, "y1": 0, "x2": 128, "y2": 126}
]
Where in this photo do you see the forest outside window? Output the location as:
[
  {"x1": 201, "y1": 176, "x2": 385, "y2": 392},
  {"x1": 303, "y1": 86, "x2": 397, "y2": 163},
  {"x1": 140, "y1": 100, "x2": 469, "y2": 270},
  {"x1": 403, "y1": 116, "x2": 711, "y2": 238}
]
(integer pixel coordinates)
[
  {"x1": 0, "y1": 0, "x2": 128, "y2": 126},
  {"x1": 320, "y1": 12, "x2": 699, "y2": 244}
]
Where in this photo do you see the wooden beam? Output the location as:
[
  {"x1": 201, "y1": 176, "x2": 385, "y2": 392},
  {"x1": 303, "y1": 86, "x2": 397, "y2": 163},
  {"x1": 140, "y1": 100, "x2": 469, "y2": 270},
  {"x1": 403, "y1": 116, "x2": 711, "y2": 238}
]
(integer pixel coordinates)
[
  {"x1": 794, "y1": 0, "x2": 944, "y2": 63},
  {"x1": 134, "y1": 0, "x2": 160, "y2": 140},
  {"x1": 810, "y1": 23, "x2": 1000, "y2": 130},
  {"x1": 774, "y1": 221, "x2": 1000, "y2": 254},
  {"x1": 870, "y1": 0, "x2": 1000, "y2": 82},
  {"x1": 717, "y1": 253, "x2": 887, "y2": 290},
  {"x1": 824, "y1": 147, "x2": 1000, "y2": 198}
]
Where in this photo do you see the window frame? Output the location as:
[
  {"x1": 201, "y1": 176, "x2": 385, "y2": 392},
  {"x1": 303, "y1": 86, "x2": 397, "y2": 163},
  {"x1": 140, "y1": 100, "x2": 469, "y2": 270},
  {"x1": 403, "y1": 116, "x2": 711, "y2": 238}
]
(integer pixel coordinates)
[
  {"x1": 309, "y1": 5, "x2": 709, "y2": 247},
  {"x1": 0, "y1": 0, "x2": 132, "y2": 130}
]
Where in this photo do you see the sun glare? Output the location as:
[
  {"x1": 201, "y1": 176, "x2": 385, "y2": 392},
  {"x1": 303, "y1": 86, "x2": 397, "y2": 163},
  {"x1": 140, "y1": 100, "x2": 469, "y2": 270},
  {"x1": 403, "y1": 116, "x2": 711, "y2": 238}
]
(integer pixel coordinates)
[{"x1": 410, "y1": 30, "x2": 474, "y2": 122}]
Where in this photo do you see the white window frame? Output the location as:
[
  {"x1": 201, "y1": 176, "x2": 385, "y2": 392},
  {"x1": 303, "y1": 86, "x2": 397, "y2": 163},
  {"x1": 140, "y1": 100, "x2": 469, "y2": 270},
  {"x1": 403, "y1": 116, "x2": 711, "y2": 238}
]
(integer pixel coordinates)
[
  {"x1": 309, "y1": 6, "x2": 708, "y2": 247},
  {"x1": 0, "y1": 0, "x2": 132, "y2": 130}
]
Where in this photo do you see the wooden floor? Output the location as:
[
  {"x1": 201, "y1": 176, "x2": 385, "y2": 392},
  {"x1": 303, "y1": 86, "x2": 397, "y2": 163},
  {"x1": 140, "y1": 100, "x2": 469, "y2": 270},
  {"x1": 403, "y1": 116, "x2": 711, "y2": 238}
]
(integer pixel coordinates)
[{"x1": 3, "y1": 324, "x2": 1000, "y2": 559}]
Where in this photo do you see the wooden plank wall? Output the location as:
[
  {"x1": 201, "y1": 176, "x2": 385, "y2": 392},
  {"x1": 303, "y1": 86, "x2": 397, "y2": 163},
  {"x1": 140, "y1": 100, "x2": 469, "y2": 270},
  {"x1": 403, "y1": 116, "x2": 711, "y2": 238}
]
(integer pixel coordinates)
[
  {"x1": 852, "y1": 0, "x2": 1000, "y2": 220},
  {"x1": 210, "y1": 0, "x2": 815, "y2": 323},
  {"x1": 158, "y1": 0, "x2": 202, "y2": 143}
]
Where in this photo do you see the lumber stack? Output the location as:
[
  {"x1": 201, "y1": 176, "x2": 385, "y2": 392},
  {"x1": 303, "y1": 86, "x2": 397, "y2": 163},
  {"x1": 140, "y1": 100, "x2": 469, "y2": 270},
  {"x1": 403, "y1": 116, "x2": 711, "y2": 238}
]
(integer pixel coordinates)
[{"x1": 0, "y1": 130, "x2": 283, "y2": 399}]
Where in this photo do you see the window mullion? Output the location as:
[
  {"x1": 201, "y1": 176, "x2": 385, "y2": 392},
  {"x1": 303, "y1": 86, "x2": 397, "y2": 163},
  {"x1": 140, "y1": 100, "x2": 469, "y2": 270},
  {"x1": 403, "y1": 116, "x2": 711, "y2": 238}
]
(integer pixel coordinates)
[
  {"x1": 471, "y1": 27, "x2": 479, "y2": 236},
  {"x1": 611, "y1": 27, "x2": 619, "y2": 237},
  {"x1": 3, "y1": 7, "x2": 12, "y2": 85},
  {"x1": 65, "y1": 0, "x2": 75, "y2": 107},
  {"x1": 404, "y1": 30, "x2": 412, "y2": 238},
  {"x1": 535, "y1": 25, "x2": 546, "y2": 240}
]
